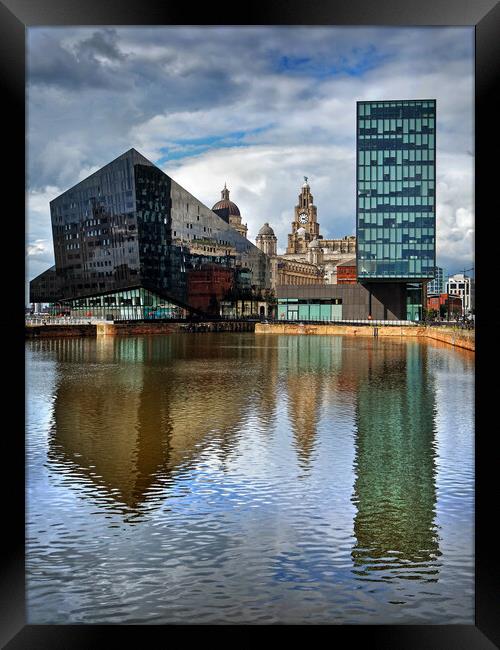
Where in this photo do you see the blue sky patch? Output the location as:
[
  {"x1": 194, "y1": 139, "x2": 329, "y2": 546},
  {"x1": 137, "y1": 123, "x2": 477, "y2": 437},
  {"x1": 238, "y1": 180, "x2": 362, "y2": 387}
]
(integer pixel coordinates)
[
  {"x1": 275, "y1": 45, "x2": 392, "y2": 79},
  {"x1": 156, "y1": 126, "x2": 272, "y2": 163}
]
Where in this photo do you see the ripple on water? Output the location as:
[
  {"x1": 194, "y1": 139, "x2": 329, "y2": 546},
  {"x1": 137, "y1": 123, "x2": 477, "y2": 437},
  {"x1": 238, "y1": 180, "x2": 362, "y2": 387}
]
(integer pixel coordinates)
[{"x1": 26, "y1": 335, "x2": 474, "y2": 624}]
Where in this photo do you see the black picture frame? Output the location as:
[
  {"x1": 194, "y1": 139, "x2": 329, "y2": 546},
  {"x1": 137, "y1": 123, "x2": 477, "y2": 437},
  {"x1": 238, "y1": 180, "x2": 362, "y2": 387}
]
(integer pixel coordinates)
[{"x1": 4, "y1": 0, "x2": 498, "y2": 646}]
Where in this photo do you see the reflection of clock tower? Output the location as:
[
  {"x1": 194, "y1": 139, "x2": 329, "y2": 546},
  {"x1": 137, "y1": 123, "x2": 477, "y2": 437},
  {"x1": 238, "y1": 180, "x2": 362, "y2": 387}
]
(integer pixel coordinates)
[{"x1": 286, "y1": 177, "x2": 320, "y2": 254}]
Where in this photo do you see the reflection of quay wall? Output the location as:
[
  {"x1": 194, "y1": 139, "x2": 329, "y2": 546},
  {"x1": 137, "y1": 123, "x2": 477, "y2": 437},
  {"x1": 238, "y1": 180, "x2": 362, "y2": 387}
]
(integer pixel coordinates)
[
  {"x1": 25, "y1": 321, "x2": 256, "y2": 338},
  {"x1": 351, "y1": 343, "x2": 439, "y2": 574},
  {"x1": 256, "y1": 323, "x2": 474, "y2": 351},
  {"x1": 47, "y1": 336, "x2": 273, "y2": 512}
]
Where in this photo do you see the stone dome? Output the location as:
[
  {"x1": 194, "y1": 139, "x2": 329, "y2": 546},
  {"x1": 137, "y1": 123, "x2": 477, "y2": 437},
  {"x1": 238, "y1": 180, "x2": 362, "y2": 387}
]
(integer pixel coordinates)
[
  {"x1": 212, "y1": 183, "x2": 240, "y2": 219},
  {"x1": 308, "y1": 238, "x2": 321, "y2": 248},
  {"x1": 258, "y1": 223, "x2": 275, "y2": 236},
  {"x1": 297, "y1": 227, "x2": 306, "y2": 237},
  {"x1": 212, "y1": 198, "x2": 241, "y2": 217}
]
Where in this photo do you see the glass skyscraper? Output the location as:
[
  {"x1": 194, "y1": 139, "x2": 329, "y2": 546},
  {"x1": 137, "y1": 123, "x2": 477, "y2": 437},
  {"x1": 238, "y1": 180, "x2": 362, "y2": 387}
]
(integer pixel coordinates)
[{"x1": 356, "y1": 99, "x2": 436, "y2": 282}]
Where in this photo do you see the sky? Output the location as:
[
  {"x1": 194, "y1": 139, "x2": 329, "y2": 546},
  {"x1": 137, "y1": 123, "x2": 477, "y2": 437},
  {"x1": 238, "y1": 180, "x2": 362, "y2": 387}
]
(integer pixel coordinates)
[{"x1": 26, "y1": 26, "x2": 475, "y2": 292}]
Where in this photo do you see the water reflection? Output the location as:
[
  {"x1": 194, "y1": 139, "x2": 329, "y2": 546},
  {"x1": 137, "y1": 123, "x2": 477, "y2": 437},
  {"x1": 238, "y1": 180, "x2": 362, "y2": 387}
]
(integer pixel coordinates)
[
  {"x1": 26, "y1": 334, "x2": 473, "y2": 624},
  {"x1": 46, "y1": 335, "x2": 276, "y2": 519},
  {"x1": 351, "y1": 340, "x2": 441, "y2": 582},
  {"x1": 280, "y1": 336, "x2": 343, "y2": 470}
]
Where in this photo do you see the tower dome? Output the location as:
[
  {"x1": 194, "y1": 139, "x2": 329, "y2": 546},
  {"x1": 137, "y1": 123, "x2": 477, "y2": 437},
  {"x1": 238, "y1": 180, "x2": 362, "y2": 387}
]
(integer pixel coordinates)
[
  {"x1": 212, "y1": 183, "x2": 241, "y2": 220},
  {"x1": 255, "y1": 222, "x2": 277, "y2": 257},
  {"x1": 258, "y1": 223, "x2": 275, "y2": 236},
  {"x1": 297, "y1": 227, "x2": 306, "y2": 237},
  {"x1": 308, "y1": 237, "x2": 321, "y2": 248}
]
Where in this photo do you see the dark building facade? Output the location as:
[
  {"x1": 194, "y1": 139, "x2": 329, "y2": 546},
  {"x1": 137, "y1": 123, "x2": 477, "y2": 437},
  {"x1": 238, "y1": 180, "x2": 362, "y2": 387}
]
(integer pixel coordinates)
[
  {"x1": 29, "y1": 265, "x2": 61, "y2": 303},
  {"x1": 276, "y1": 283, "x2": 408, "y2": 321},
  {"x1": 30, "y1": 149, "x2": 269, "y2": 318}
]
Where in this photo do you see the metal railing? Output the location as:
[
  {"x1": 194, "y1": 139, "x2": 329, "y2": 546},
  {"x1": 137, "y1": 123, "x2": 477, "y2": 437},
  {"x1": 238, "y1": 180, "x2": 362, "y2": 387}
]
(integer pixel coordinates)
[
  {"x1": 27, "y1": 315, "x2": 474, "y2": 329},
  {"x1": 270, "y1": 318, "x2": 416, "y2": 326},
  {"x1": 424, "y1": 319, "x2": 475, "y2": 330},
  {"x1": 25, "y1": 316, "x2": 106, "y2": 326}
]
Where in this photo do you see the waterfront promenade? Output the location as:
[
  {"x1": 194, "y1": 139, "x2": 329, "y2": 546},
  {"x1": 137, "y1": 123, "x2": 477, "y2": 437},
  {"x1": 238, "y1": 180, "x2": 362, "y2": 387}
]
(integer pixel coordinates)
[{"x1": 255, "y1": 322, "x2": 475, "y2": 351}]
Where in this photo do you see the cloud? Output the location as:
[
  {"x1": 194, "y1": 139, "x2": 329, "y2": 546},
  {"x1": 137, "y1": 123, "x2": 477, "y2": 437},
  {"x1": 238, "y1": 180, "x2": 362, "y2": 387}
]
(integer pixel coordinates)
[
  {"x1": 165, "y1": 144, "x2": 356, "y2": 253},
  {"x1": 74, "y1": 29, "x2": 126, "y2": 63},
  {"x1": 28, "y1": 29, "x2": 129, "y2": 91},
  {"x1": 26, "y1": 186, "x2": 59, "y2": 286},
  {"x1": 27, "y1": 239, "x2": 51, "y2": 257},
  {"x1": 27, "y1": 25, "x2": 474, "y2": 282}
]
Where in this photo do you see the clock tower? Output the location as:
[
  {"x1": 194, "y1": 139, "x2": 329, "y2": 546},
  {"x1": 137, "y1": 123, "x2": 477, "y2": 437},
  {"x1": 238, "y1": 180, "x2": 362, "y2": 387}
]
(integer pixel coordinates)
[{"x1": 286, "y1": 177, "x2": 320, "y2": 254}]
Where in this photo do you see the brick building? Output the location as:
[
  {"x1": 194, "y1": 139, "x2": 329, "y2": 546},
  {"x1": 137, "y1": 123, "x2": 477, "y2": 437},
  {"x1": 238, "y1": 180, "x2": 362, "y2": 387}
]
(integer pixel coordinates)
[
  {"x1": 336, "y1": 259, "x2": 357, "y2": 284},
  {"x1": 187, "y1": 265, "x2": 235, "y2": 315},
  {"x1": 427, "y1": 293, "x2": 462, "y2": 318}
]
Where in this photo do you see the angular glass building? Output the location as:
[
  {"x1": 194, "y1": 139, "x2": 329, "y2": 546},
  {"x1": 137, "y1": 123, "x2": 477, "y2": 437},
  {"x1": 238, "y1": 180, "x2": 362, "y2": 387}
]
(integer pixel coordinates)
[
  {"x1": 30, "y1": 149, "x2": 270, "y2": 319},
  {"x1": 356, "y1": 99, "x2": 436, "y2": 282}
]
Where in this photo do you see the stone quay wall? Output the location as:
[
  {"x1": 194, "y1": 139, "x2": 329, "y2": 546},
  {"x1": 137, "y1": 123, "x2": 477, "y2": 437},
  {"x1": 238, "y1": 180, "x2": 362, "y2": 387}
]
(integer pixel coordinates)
[
  {"x1": 26, "y1": 320, "x2": 255, "y2": 339},
  {"x1": 25, "y1": 324, "x2": 97, "y2": 338},
  {"x1": 255, "y1": 323, "x2": 475, "y2": 352},
  {"x1": 96, "y1": 320, "x2": 256, "y2": 336}
]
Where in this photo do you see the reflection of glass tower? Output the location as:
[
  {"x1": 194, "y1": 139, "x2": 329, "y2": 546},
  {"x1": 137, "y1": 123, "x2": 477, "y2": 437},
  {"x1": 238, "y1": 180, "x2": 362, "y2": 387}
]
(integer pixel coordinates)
[{"x1": 351, "y1": 342, "x2": 440, "y2": 581}]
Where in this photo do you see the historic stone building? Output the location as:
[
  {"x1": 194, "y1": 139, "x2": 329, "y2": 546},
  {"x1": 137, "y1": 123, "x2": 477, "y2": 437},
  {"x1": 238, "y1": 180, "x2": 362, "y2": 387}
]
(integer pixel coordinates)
[
  {"x1": 286, "y1": 178, "x2": 320, "y2": 254},
  {"x1": 270, "y1": 257, "x2": 324, "y2": 288},
  {"x1": 283, "y1": 178, "x2": 356, "y2": 283},
  {"x1": 255, "y1": 221, "x2": 323, "y2": 289},
  {"x1": 256, "y1": 178, "x2": 357, "y2": 287},
  {"x1": 211, "y1": 183, "x2": 248, "y2": 239}
]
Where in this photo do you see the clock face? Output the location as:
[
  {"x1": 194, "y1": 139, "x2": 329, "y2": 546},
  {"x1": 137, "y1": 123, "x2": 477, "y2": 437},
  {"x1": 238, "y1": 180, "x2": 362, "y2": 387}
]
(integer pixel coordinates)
[{"x1": 299, "y1": 212, "x2": 308, "y2": 224}]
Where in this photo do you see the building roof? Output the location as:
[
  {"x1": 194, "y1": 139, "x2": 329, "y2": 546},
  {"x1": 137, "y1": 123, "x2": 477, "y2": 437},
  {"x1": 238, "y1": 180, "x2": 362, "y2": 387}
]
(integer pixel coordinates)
[
  {"x1": 258, "y1": 223, "x2": 275, "y2": 236},
  {"x1": 336, "y1": 258, "x2": 357, "y2": 267},
  {"x1": 212, "y1": 199, "x2": 241, "y2": 217},
  {"x1": 212, "y1": 183, "x2": 241, "y2": 217}
]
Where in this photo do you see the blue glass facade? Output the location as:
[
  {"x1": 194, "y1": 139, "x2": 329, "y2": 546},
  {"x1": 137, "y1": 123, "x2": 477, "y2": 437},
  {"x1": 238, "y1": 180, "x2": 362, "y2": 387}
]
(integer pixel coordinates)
[
  {"x1": 427, "y1": 266, "x2": 445, "y2": 294},
  {"x1": 356, "y1": 100, "x2": 436, "y2": 281}
]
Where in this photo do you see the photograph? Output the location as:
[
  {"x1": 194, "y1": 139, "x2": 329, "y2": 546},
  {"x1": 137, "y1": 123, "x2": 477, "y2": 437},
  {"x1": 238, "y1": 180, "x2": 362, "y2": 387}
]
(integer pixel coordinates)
[
  {"x1": 24, "y1": 24, "x2": 476, "y2": 627},
  {"x1": 19, "y1": 17, "x2": 485, "y2": 635}
]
